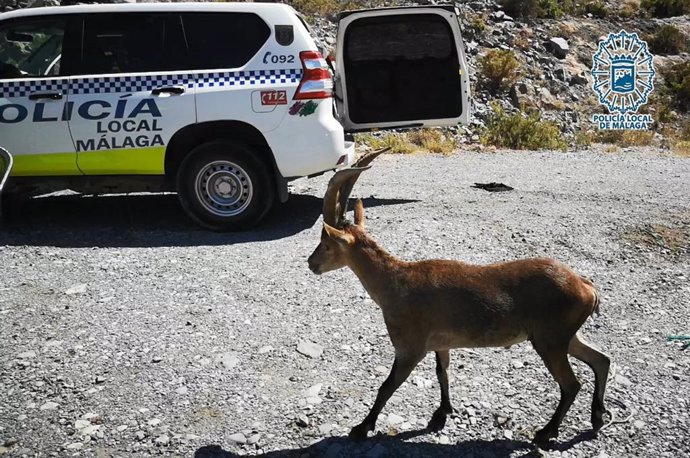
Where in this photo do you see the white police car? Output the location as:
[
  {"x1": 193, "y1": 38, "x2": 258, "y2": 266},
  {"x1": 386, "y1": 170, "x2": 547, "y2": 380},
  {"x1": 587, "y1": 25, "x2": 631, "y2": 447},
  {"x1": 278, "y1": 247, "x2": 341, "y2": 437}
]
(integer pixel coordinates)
[{"x1": 0, "y1": 2, "x2": 470, "y2": 230}]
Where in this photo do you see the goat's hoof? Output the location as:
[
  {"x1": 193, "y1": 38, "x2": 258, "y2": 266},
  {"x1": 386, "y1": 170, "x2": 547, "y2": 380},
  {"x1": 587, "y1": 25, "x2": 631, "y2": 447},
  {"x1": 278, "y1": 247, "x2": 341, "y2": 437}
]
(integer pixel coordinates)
[
  {"x1": 348, "y1": 424, "x2": 370, "y2": 441},
  {"x1": 427, "y1": 411, "x2": 448, "y2": 432},
  {"x1": 532, "y1": 427, "x2": 557, "y2": 446}
]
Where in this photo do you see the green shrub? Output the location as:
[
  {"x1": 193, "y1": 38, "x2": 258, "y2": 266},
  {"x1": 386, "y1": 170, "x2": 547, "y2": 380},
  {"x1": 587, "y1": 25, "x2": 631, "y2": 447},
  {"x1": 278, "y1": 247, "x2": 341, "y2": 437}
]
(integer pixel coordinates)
[
  {"x1": 661, "y1": 62, "x2": 690, "y2": 112},
  {"x1": 480, "y1": 104, "x2": 567, "y2": 150},
  {"x1": 640, "y1": 0, "x2": 690, "y2": 17},
  {"x1": 289, "y1": 0, "x2": 360, "y2": 17},
  {"x1": 647, "y1": 25, "x2": 688, "y2": 55},
  {"x1": 579, "y1": 1, "x2": 610, "y2": 17},
  {"x1": 478, "y1": 49, "x2": 520, "y2": 93},
  {"x1": 501, "y1": 0, "x2": 574, "y2": 18}
]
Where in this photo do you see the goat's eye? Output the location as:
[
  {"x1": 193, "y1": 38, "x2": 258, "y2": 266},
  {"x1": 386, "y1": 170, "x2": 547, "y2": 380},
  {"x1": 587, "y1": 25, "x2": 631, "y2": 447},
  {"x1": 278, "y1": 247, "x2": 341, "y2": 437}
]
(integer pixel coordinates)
[{"x1": 324, "y1": 245, "x2": 331, "y2": 252}]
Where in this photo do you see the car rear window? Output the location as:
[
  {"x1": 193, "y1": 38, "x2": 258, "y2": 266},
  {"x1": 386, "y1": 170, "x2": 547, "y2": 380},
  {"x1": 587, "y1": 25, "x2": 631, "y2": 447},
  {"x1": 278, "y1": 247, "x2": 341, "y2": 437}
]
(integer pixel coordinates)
[
  {"x1": 182, "y1": 13, "x2": 270, "y2": 70},
  {"x1": 345, "y1": 14, "x2": 453, "y2": 62}
]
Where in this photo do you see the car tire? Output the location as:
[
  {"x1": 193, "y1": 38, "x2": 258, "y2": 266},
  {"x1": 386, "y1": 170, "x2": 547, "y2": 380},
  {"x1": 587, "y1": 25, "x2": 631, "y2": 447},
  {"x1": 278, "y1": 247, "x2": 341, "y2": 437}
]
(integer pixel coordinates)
[{"x1": 176, "y1": 141, "x2": 275, "y2": 231}]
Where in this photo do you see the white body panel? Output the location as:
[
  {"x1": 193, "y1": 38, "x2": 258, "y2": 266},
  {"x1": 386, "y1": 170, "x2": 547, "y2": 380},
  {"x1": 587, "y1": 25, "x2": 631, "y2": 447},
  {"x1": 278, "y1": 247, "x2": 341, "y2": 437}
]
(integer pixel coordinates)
[
  {"x1": 0, "y1": 77, "x2": 78, "y2": 175},
  {"x1": 68, "y1": 71, "x2": 196, "y2": 174}
]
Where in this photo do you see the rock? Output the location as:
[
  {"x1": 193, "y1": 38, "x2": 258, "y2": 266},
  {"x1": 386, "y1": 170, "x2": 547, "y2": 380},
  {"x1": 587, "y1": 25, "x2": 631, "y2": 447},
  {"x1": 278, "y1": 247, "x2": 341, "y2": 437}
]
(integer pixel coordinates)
[
  {"x1": 155, "y1": 435, "x2": 170, "y2": 446},
  {"x1": 17, "y1": 350, "x2": 36, "y2": 359},
  {"x1": 135, "y1": 431, "x2": 147, "y2": 441},
  {"x1": 615, "y1": 374, "x2": 632, "y2": 386},
  {"x1": 318, "y1": 423, "x2": 333, "y2": 435},
  {"x1": 439, "y1": 435, "x2": 450, "y2": 444},
  {"x1": 81, "y1": 425, "x2": 100, "y2": 436},
  {"x1": 386, "y1": 413, "x2": 404, "y2": 426},
  {"x1": 39, "y1": 401, "x2": 59, "y2": 411},
  {"x1": 304, "y1": 384, "x2": 322, "y2": 398},
  {"x1": 247, "y1": 433, "x2": 261, "y2": 445},
  {"x1": 554, "y1": 66, "x2": 567, "y2": 81},
  {"x1": 258, "y1": 345, "x2": 273, "y2": 354},
  {"x1": 95, "y1": 376, "x2": 106, "y2": 384},
  {"x1": 148, "y1": 418, "x2": 162, "y2": 427},
  {"x1": 116, "y1": 425, "x2": 128, "y2": 432},
  {"x1": 175, "y1": 386, "x2": 188, "y2": 395},
  {"x1": 0, "y1": 446, "x2": 8, "y2": 455},
  {"x1": 511, "y1": 360, "x2": 524, "y2": 369},
  {"x1": 217, "y1": 352, "x2": 240, "y2": 369},
  {"x1": 546, "y1": 37, "x2": 569, "y2": 59},
  {"x1": 569, "y1": 71, "x2": 588, "y2": 85},
  {"x1": 296, "y1": 414, "x2": 310, "y2": 427},
  {"x1": 504, "y1": 430, "x2": 514, "y2": 440},
  {"x1": 3, "y1": 439, "x2": 16, "y2": 448},
  {"x1": 75, "y1": 419, "x2": 90, "y2": 430},
  {"x1": 65, "y1": 443, "x2": 83, "y2": 450},
  {"x1": 65, "y1": 283, "x2": 87, "y2": 295},
  {"x1": 509, "y1": 82, "x2": 535, "y2": 108},
  {"x1": 296, "y1": 340, "x2": 323, "y2": 359},
  {"x1": 229, "y1": 433, "x2": 247, "y2": 444}
]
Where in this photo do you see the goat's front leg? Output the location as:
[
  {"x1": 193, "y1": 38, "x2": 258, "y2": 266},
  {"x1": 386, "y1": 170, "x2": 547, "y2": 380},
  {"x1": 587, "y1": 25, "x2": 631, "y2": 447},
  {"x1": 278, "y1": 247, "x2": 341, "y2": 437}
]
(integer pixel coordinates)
[
  {"x1": 349, "y1": 351, "x2": 425, "y2": 441},
  {"x1": 428, "y1": 350, "x2": 453, "y2": 431}
]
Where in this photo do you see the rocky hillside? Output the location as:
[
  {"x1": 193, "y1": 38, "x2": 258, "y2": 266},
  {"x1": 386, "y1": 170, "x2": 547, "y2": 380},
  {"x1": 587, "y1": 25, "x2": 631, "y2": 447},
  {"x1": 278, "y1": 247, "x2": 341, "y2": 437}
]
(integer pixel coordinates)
[{"x1": 2, "y1": 0, "x2": 689, "y2": 151}]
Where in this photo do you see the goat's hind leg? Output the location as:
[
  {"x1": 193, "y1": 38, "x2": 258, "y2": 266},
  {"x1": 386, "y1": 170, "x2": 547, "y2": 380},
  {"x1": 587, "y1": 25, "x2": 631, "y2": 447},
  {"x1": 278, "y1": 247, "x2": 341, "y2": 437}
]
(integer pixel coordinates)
[
  {"x1": 568, "y1": 333, "x2": 610, "y2": 432},
  {"x1": 428, "y1": 350, "x2": 453, "y2": 431},
  {"x1": 532, "y1": 337, "x2": 582, "y2": 445},
  {"x1": 349, "y1": 351, "x2": 425, "y2": 441}
]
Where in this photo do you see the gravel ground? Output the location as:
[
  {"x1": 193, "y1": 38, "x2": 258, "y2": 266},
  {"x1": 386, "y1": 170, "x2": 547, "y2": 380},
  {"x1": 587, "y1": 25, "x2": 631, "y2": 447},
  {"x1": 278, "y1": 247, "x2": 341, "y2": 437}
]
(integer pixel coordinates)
[{"x1": 1, "y1": 147, "x2": 689, "y2": 458}]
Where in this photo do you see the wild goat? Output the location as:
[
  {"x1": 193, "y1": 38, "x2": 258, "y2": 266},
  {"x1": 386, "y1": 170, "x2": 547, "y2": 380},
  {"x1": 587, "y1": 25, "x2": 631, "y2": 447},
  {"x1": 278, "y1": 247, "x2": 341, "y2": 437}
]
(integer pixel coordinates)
[{"x1": 308, "y1": 150, "x2": 610, "y2": 445}]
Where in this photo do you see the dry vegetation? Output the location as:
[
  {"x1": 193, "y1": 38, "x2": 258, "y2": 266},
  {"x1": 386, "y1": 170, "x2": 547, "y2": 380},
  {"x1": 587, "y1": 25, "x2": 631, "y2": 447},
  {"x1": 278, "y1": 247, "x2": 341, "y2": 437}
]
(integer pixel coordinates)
[{"x1": 356, "y1": 129, "x2": 458, "y2": 155}]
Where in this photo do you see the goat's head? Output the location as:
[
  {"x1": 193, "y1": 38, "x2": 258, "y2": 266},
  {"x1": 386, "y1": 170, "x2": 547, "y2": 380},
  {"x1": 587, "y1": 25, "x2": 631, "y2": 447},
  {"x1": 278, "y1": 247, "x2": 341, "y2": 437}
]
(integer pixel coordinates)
[{"x1": 308, "y1": 149, "x2": 387, "y2": 275}]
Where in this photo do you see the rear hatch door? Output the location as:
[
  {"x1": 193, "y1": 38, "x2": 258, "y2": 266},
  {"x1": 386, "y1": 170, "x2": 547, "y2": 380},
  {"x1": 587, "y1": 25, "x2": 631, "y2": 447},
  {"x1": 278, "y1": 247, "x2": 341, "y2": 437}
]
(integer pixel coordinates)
[{"x1": 335, "y1": 6, "x2": 470, "y2": 132}]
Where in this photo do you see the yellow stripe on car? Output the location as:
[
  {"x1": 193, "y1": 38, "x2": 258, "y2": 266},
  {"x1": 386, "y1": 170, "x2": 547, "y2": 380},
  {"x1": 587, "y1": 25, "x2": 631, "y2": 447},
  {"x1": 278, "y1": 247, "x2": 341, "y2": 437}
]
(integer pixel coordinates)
[
  {"x1": 78, "y1": 147, "x2": 166, "y2": 175},
  {"x1": 12, "y1": 153, "x2": 81, "y2": 176}
]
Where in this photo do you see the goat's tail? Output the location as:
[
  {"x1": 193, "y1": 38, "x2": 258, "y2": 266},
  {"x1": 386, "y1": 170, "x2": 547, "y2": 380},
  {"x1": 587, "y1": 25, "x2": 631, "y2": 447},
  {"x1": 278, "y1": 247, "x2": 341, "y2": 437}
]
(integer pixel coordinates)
[{"x1": 580, "y1": 276, "x2": 601, "y2": 316}]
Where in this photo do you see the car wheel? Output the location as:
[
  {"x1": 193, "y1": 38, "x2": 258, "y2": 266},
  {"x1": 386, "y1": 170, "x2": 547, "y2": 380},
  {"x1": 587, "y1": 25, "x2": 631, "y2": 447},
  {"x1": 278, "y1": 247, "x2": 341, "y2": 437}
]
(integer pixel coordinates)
[{"x1": 176, "y1": 141, "x2": 275, "y2": 231}]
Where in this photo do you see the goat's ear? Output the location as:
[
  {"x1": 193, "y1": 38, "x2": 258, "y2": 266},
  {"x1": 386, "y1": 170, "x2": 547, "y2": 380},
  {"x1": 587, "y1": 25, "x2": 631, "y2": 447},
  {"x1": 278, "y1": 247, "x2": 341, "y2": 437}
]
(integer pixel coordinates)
[
  {"x1": 323, "y1": 223, "x2": 355, "y2": 246},
  {"x1": 354, "y1": 199, "x2": 365, "y2": 228}
]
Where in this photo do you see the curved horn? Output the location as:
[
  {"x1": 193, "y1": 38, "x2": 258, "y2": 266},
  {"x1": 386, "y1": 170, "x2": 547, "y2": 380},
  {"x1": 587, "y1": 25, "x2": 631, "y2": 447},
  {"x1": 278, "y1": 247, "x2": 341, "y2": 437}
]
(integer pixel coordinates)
[
  {"x1": 336, "y1": 147, "x2": 389, "y2": 220},
  {"x1": 322, "y1": 167, "x2": 370, "y2": 226}
]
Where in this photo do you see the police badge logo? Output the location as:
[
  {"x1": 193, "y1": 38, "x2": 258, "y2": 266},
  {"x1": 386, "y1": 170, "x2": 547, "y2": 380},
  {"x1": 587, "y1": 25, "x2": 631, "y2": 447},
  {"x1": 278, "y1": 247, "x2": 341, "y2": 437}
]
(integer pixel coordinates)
[
  {"x1": 591, "y1": 30, "x2": 655, "y2": 129},
  {"x1": 592, "y1": 30, "x2": 655, "y2": 113}
]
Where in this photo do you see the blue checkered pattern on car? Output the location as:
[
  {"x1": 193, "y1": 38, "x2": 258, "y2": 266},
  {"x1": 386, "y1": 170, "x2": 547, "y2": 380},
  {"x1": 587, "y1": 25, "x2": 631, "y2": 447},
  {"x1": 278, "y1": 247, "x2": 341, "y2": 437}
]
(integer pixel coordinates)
[
  {"x1": 70, "y1": 74, "x2": 196, "y2": 95},
  {"x1": 1, "y1": 69, "x2": 303, "y2": 98},
  {"x1": 196, "y1": 69, "x2": 302, "y2": 88},
  {"x1": 0, "y1": 79, "x2": 69, "y2": 99}
]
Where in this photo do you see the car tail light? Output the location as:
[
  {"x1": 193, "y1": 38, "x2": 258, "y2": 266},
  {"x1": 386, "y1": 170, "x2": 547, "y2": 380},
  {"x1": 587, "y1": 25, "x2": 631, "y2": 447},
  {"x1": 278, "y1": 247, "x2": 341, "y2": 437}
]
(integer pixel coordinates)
[{"x1": 294, "y1": 50, "x2": 333, "y2": 100}]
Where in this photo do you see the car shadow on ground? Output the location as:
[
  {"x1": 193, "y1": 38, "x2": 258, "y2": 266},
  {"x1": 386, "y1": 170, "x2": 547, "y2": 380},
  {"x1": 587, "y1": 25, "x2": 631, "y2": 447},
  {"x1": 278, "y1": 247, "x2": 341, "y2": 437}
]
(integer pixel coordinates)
[
  {"x1": 0, "y1": 193, "x2": 417, "y2": 248},
  {"x1": 193, "y1": 430, "x2": 543, "y2": 458}
]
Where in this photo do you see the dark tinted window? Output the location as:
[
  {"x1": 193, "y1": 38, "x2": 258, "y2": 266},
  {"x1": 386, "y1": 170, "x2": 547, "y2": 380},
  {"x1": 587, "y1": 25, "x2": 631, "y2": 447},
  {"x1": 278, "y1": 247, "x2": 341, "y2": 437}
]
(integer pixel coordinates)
[
  {"x1": 80, "y1": 14, "x2": 186, "y2": 75},
  {"x1": 0, "y1": 19, "x2": 65, "y2": 79},
  {"x1": 182, "y1": 13, "x2": 270, "y2": 70},
  {"x1": 346, "y1": 15, "x2": 453, "y2": 62}
]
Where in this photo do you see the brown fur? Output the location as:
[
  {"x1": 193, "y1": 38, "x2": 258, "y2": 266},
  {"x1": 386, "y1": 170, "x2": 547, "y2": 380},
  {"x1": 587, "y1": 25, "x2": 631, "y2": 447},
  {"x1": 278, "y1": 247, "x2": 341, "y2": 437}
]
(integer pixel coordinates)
[{"x1": 309, "y1": 200, "x2": 610, "y2": 445}]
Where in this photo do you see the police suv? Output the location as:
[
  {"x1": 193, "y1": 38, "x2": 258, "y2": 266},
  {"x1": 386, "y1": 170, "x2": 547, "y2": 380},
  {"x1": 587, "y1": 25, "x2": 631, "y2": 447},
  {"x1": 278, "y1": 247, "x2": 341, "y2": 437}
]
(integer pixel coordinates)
[{"x1": 0, "y1": 2, "x2": 470, "y2": 230}]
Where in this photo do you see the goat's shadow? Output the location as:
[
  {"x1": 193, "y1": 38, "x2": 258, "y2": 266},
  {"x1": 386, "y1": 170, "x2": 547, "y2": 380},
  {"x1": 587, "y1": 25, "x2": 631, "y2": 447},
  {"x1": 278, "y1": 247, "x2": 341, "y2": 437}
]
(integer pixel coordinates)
[
  {"x1": 0, "y1": 193, "x2": 417, "y2": 248},
  {"x1": 192, "y1": 427, "x2": 603, "y2": 458}
]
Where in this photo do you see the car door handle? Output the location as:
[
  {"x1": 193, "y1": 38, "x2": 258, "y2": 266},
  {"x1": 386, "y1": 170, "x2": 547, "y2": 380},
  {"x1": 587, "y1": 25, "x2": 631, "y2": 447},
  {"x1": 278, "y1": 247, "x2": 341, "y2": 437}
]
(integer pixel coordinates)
[
  {"x1": 151, "y1": 86, "x2": 185, "y2": 96},
  {"x1": 29, "y1": 92, "x2": 63, "y2": 100}
]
